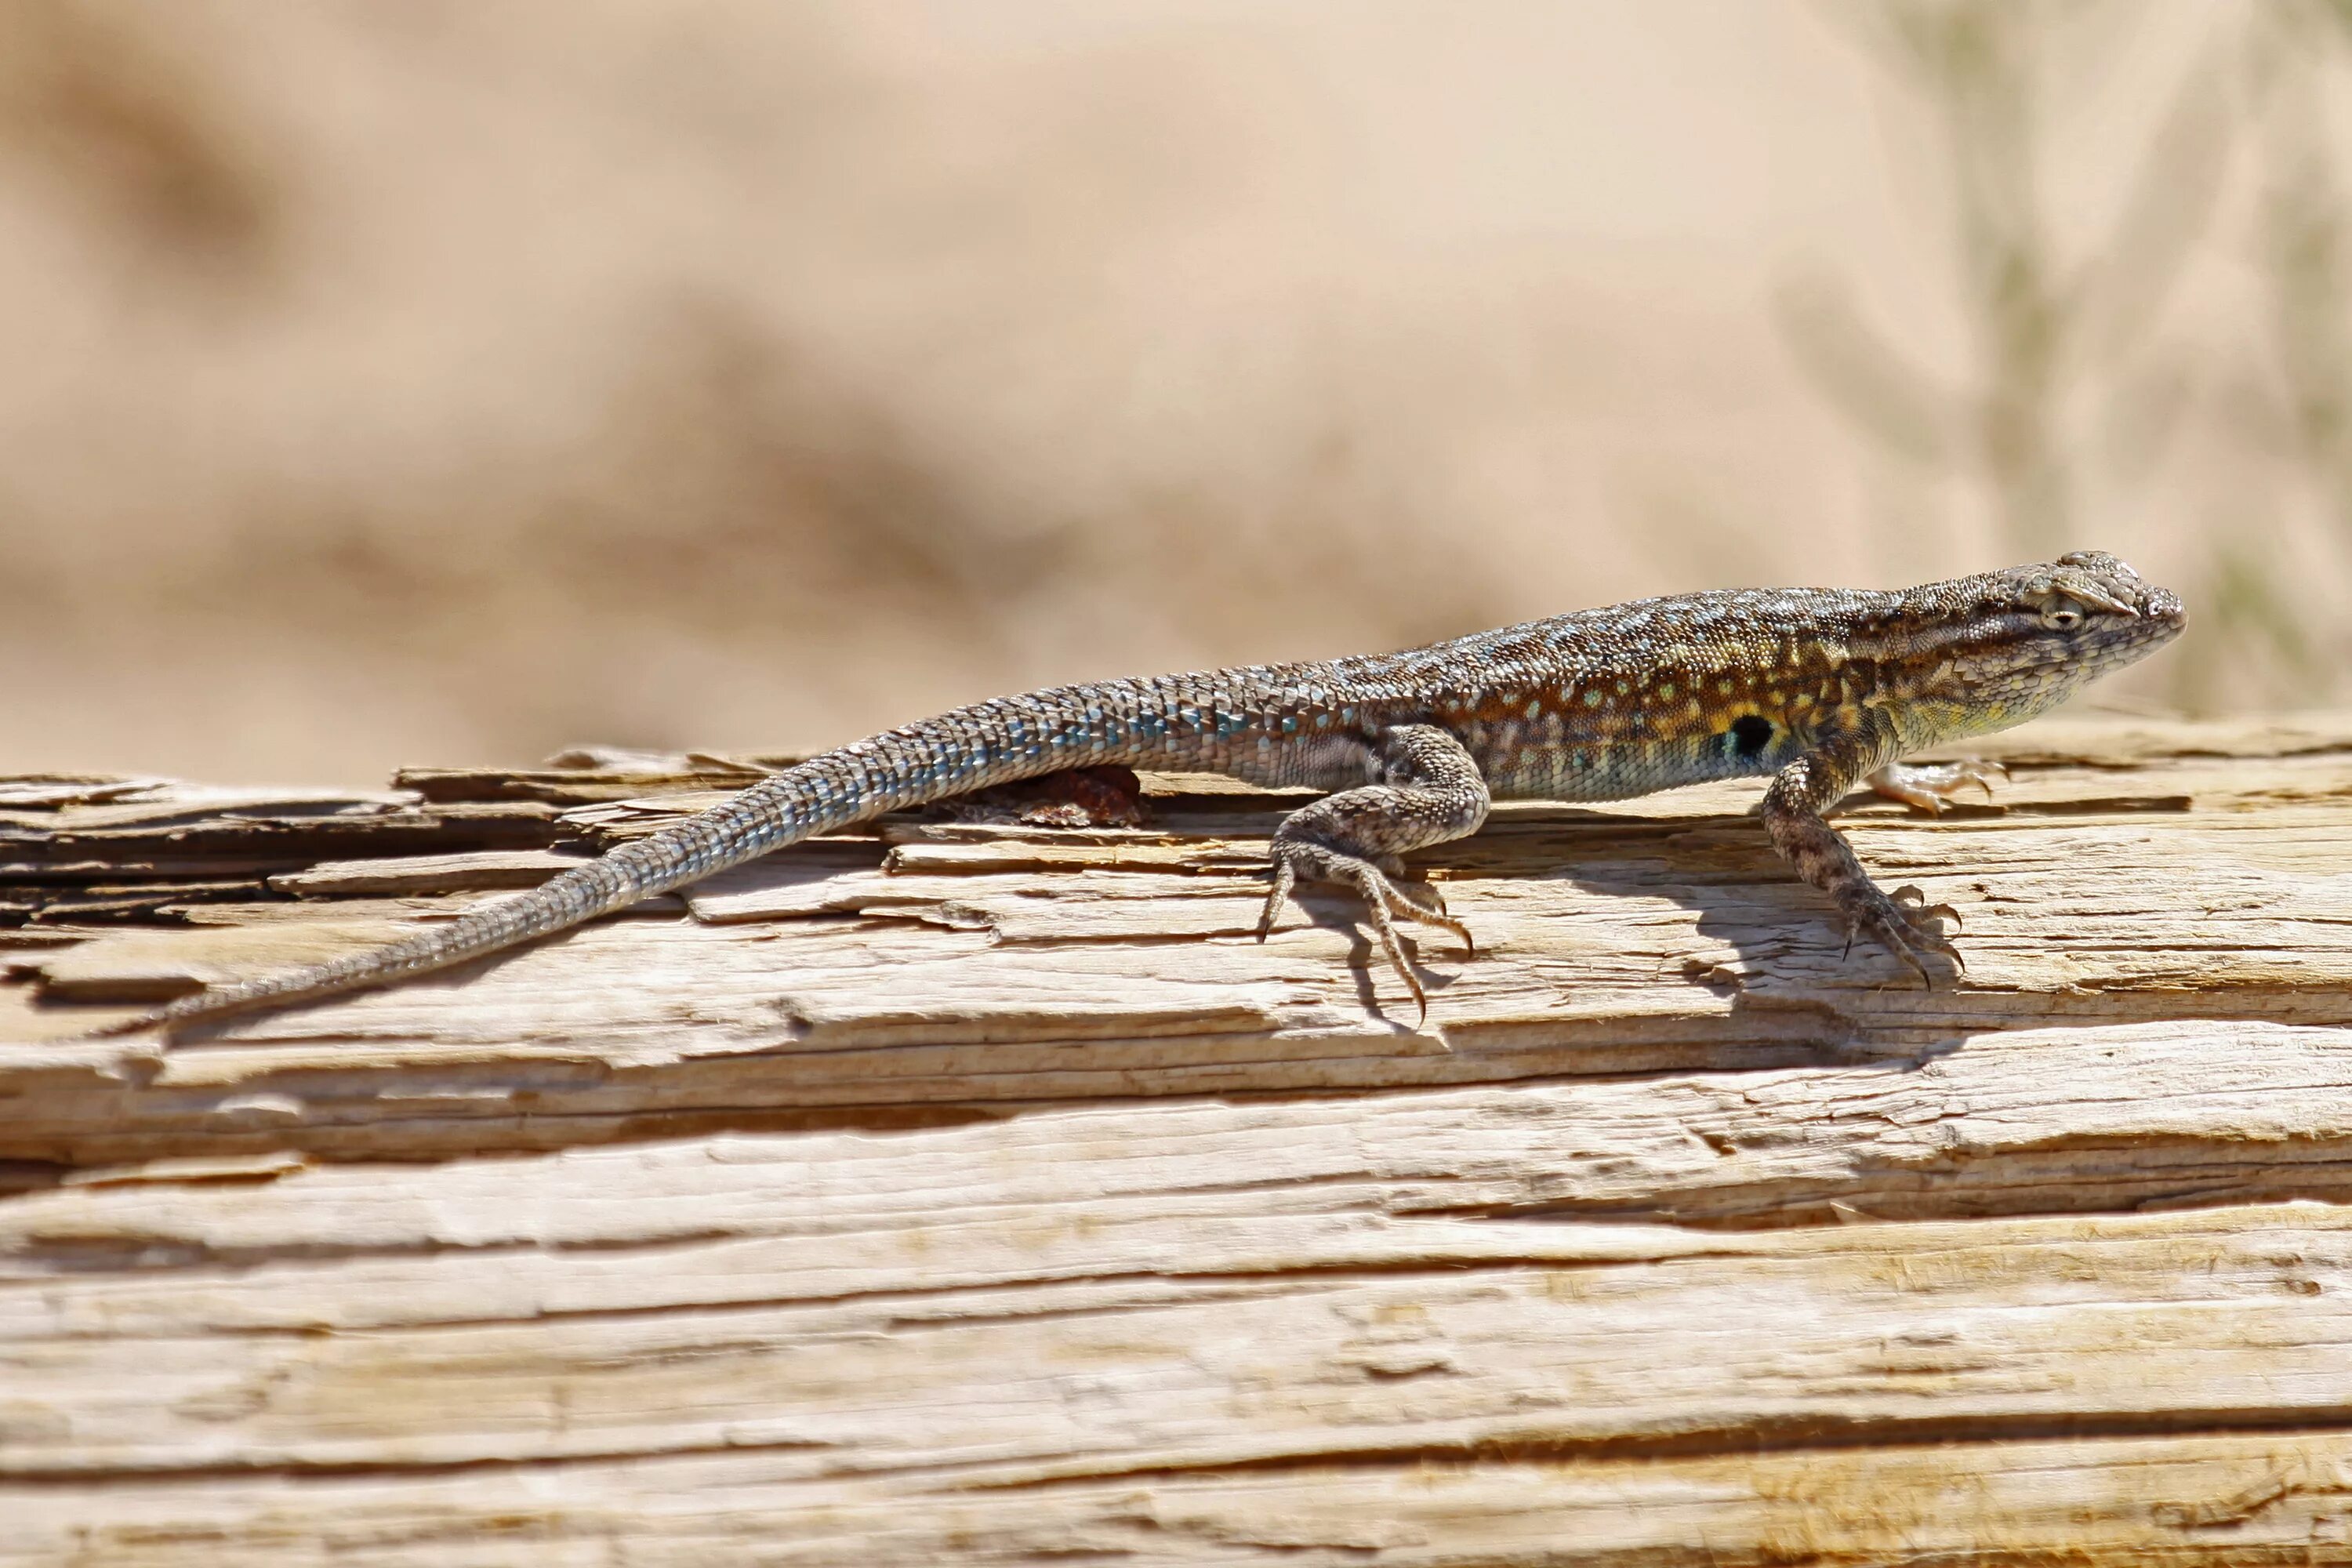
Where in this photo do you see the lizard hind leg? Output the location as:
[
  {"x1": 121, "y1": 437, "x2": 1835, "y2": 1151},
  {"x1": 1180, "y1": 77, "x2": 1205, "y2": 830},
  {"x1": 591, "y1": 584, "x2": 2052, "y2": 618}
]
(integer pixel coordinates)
[{"x1": 1257, "y1": 723, "x2": 1490, "y2": 1022}]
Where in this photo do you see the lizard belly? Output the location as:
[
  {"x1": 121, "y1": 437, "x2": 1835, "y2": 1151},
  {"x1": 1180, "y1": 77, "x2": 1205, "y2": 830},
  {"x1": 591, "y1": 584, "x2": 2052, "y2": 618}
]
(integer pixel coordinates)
[
  {"x1": 1214, "y1": 732, "x2": 1385, "y2": 793},
  {"x1": 1475, "y1": 736, "x2": 1770, "y2": 802}
]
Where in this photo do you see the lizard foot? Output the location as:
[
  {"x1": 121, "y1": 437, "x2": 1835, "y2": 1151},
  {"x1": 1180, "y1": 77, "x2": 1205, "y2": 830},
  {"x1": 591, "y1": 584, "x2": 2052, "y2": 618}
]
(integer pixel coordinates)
[
  {"x1": 1842, "y1": 881, "x2": 1965, "y2": 985},
  {"x1": 1261, "y1": 840, "x2": 1471, "y2": 1023},
  {"x1": 1865, "y1": 759, "x2": 2009, "y2": 814}
]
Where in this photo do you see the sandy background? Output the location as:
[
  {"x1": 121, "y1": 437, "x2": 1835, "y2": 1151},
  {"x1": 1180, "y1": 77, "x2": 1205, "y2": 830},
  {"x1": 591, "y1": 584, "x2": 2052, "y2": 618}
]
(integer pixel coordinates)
[{"x1": 3, "y1": 1, "x2": 2348, "y2": 785}]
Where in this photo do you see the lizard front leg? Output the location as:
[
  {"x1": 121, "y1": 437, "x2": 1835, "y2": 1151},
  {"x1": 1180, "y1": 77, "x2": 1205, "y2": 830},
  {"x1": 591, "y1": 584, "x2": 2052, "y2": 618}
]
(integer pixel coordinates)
[
  {"x1": 1763, "y1": 728, "x2": 1961, "y2": 984},
  {"x1": 1257, "y1": 723, "x2": 1491, "y2": 1021}
]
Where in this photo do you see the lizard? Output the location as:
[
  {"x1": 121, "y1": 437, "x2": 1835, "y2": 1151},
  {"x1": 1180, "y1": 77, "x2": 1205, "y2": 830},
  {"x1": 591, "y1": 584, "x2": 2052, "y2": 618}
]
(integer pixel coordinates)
[{"x1": 89, "y1": 550, "x2": 2183, "y2": 1037}]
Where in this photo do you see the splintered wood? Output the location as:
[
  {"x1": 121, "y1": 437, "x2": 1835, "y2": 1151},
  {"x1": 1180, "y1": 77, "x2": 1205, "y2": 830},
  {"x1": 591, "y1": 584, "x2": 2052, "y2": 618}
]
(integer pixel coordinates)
[{"x1": 4, "y1": 714, "x2": 2352, "y2": 1565}]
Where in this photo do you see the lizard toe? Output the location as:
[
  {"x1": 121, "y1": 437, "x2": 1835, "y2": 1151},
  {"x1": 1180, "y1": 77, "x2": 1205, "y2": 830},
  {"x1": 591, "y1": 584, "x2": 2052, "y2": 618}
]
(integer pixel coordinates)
[
  {"x1": 1891, "y1": 884, "x2": 1964, "y2": 934},
  {"x1": 1849, "y1": 887, "x2": 1964, "y2": 985},
  {"x1": 1255, "y1": 857, "x2": 1298, "y2": 942}
]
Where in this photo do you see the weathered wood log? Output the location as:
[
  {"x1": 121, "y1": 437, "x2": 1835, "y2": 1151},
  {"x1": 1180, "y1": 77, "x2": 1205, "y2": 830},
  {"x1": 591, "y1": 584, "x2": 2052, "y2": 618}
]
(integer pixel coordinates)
[{"x1": 2, "y1": 713, "x2": 2350, "y2": 1563}]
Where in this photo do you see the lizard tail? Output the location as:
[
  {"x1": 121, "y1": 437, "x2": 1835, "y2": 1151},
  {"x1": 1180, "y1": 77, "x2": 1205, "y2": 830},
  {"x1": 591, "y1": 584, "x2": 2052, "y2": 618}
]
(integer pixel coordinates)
[
  {"x1": 85, "y1": 779, "x2": 831, "y2": 1037},
  {"x1": 80, "y1": 675, "x2": 1236, "y2": 1038}
]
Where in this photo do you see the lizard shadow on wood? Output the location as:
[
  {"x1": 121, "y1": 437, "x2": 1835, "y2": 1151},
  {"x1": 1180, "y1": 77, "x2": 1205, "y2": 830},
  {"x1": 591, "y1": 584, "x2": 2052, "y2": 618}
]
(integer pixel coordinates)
[{"x1": 1394, "y1": 796, "x2": 1980, "y2": 1052}]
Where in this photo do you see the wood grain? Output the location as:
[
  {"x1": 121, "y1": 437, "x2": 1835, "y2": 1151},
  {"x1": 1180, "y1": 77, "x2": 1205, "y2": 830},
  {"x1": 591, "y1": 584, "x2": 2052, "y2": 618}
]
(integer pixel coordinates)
[{"x1": 3, "y1": 714, "x2": 2350, "y2": 1562}]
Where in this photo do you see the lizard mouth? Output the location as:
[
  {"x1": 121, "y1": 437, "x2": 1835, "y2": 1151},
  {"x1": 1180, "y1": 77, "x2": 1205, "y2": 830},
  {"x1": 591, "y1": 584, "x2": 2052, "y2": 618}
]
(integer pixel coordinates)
[{"x1": 2068, "y1": 596, "x2": 2187, "y2": 672}]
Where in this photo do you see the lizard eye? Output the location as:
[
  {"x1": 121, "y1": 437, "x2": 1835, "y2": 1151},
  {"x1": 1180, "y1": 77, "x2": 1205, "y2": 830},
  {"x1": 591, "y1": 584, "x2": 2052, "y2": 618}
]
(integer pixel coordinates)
[{"x1": 2042, "y1": 604, "x2": 2084, "y2": 631}]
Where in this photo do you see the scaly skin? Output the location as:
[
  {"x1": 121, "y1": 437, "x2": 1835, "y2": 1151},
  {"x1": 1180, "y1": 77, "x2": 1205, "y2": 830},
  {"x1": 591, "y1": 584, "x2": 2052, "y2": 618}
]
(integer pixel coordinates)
[{"x1": 93, "y1": 550, "x2": 2184, "y2": 1036}]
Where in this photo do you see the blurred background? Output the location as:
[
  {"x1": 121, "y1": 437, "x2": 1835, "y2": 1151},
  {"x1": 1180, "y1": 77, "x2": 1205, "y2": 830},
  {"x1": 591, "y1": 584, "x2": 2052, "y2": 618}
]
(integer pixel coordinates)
[{"x1": 3, "y1": 0, "x2": 2348, "y2": 785}]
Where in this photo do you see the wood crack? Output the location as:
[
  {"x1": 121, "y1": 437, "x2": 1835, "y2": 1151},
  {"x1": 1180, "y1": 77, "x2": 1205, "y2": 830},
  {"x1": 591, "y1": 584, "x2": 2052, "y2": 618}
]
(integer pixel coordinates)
[{"x1": 6, "y1": 715, "x2": 2352, "y2": 1559}]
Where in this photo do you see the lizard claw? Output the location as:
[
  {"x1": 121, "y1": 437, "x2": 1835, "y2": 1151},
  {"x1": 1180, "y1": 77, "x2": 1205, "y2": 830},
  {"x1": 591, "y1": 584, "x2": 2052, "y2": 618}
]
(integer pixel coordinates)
[{"x1": 1846, "y1": 883, "x2": 1965, "y2": 986}]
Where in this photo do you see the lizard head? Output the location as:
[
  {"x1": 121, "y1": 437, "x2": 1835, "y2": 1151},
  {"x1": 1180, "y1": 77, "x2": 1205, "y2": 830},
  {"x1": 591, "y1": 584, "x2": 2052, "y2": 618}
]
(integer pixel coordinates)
[{"x1": 1878, "y1": 550, "x2": 2187, "y2": 743}]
